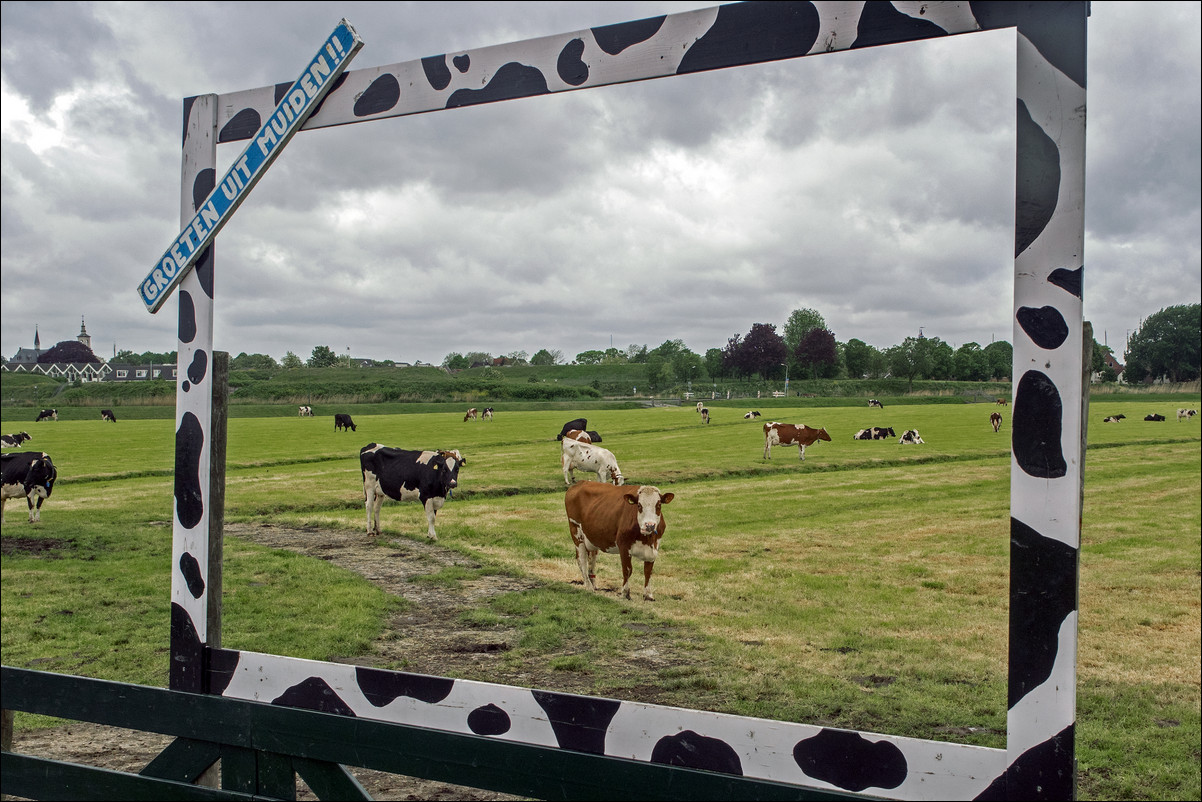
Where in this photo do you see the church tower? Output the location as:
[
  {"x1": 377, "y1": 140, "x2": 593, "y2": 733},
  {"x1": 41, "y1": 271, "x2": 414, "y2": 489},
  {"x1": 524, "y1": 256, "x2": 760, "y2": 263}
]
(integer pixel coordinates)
[
  {"x1": 78, "y1": 317, "x2": 92, "y2": 350},
  {"x1": 34, "y1": 326, "x2": 41, "y2": 351}
]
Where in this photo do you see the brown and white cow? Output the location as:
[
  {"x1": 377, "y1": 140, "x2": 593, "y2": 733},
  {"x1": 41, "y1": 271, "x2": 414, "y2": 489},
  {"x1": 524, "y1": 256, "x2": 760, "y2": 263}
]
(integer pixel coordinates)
[
  {"x1": 564, "y1": 481, "x2": 674, "y2": 601},
  {"x1": 996, "y1": 398, "x2": 1009, "y2": 406},
  {"x1": 990, "y1": 412, "x2": 1003, "y2": 432},
  {"x1": 762, "y1": 422, "x2": 831, "y2": 460},
  {"x1": 464, "y1": 408, "x2": 478, "y2": 422},
  {"x1": 562, "y1": 438, "x2": 623, "y2": 486}
]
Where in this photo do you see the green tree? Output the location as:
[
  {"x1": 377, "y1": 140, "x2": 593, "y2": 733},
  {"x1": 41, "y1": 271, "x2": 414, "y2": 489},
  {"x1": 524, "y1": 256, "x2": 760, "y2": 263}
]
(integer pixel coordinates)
[
  {"x1": 530, "y1": 349, "x2": 563, "y2": 366},
  {"x1": 625, "y1": 344, "x2": 648, "y2": 363},
  {"x1": 307, "y1": 345, "x2": 339, "y2": 368},
  {"x1": 442, "y1": 353, "x2": 468, "y2": 370},
  {"x1": 506, "y1": 350, "x2": 529, "y2": 365},
  {"x1": 783, "y1": 307, "x2": 827, "y2": 367},
  {"x1": 464, "y1": 352, "x2": 493, "y2": 367},
  {"x1": 843, "y1": 339, "x2": 879, "y2": 379},
  {"x1": 983, "y1": 340, "x2": 1013, "y2": 381},
  {"x1": 575, "y1": 350, "x2": 605, "y2": 365},
  {"x1": 704, "y1": 348, "x2": 725, "y2": 379},
  {"x1": 887, "y1": 337, "x2": 931, "y2": 389},
  {"x1": 1123, "y1": 304, "x2": 1201, "y2": 383},
  {"x1": 953, "y1": 342, "x2": 990, "y2": 381},
  {"x1": 602, "y1": 347, "x2": 627, "y2": 364},
  {"x1": 232, "y1": 352, "x2": 278, "y2": 370},
  {"x1": 281, "y1": 351, "x2": 303, "y2": 369}
]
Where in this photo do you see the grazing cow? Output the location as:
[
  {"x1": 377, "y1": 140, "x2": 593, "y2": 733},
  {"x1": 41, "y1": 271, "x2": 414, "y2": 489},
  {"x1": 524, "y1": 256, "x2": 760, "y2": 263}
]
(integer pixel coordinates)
[
  {"x1": 1177, "y1": 408, "x2": 1198, "y2": 421},
  {"x1": 696, "y1": 402, "x2": 704, "y2": 413},
  {"x1": 482, "y1": 407, "x2": 494, "y2": 420},
  {"x1": 557, "y1": 418, "x2": 589, "y2": 441},
  {"x1": 562, "y1": 438, "x2": 624, "y2": 486},
  {"x1": 1, "y1": 432, "x2": 32, "y2": 448},
  {"x1": 360, "y1": 444, "x2": 465, "y2": 541},
  {"x1": 1144, "y1": 414, "x2": 1166, "y2": 422},
  {"x1": 1, "y1": 451, "x2": 57, "y2": 523},
  {"x1": 564, "y1": 482, "x2": 674, "y2": 601},
  {"x1": 743, "y1": 411, "x2": 761, "y2": 419},
  {"x1": 899, "y1": 429, "x2": 925, "y2": 444},
  {"x1": 298, "y1": 405, "x2": 313, "y2": 417},
  {"x1": 990, "y1": 412, "x2": 1003, "y2": 432},
  {"x1": 464, "y1": 408, "x2": 478, "y2": 422},
  {"x1": 996, "y1": 398, "x2": 1009, "y2": 406},
  {"x1": 1102, "y1": 416, "x2": 1123, "y2": 423},
  {"x1": 700, "y1": 408, "x2": 710, "y2": 424},
  {"x1": 101, "y1": 409, "x2": 117, "y2": 422},
  {"x1": 35, "y1": 409, "x2": 57, "y2": 422},
  {"x1": 762, "y1": 422, "x2": 831, "y2": 460},
  {"x1": 334, "y1": 413, "x2": 357, "y2": 432},
  {"x1": 868, "y1": 399, "x2": 884, "y2": 408}
]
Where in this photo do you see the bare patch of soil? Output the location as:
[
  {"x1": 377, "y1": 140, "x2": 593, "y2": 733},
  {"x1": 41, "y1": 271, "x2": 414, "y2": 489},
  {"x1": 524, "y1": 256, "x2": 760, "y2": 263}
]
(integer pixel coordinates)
[{"x1": 6, "y1": 521, "x2": 685, "y2": 800}]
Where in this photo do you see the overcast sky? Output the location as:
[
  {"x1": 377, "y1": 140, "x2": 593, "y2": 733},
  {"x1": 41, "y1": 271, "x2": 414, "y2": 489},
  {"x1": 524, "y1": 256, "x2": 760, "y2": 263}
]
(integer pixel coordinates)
[{"x1": 2, "y1": 1, "x2": 1199, "y2": 367}]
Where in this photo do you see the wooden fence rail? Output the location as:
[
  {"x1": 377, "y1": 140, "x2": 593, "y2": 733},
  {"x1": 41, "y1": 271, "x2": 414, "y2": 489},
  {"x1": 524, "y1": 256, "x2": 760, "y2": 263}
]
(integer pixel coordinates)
[{"x1": 2, "y1": 666, "x2": 861, "y2": 801}]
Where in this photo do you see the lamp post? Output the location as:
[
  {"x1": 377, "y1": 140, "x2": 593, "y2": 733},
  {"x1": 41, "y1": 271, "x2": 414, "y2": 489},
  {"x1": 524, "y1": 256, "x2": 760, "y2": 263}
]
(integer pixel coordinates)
[{"x1": 781, "y1": 363, "x2": 789, "y2": 397}]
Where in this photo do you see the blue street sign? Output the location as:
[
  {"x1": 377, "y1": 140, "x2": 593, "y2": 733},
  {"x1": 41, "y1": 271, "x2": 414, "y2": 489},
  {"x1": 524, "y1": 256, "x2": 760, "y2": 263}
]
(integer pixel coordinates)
[{"x1": 138, "y1": 19, "x2": 363, "y2": 313}]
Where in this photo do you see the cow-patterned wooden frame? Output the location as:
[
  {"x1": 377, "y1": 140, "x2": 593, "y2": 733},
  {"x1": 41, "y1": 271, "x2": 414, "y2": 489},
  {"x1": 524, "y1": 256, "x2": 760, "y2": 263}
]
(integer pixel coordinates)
[{"x1": 167, "y1": 3, "x2": 1088, "y2": 799}]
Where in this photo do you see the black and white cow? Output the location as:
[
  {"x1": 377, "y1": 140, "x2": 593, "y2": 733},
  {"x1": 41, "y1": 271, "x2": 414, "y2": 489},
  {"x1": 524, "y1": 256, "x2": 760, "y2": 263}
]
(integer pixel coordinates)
[
  {"x1": 1, "y1": 432, "x2": 32, "y2": 448},
  {"x1": 1, "y1": 451, "x2": 57, "y2": 523},
  {"x1": 360, "y1": 444, "x2": 465, "y2": 541},
  {"x1": 1144, "y1": 414, "x2": 1166, "y2": 422},
  {"x1": 101, "y1": 409, "x2": 117, "y2": 422},
  {"x1": 743, "y1": 411, "x2": 761, "y2": 419},
  {"x1": 298, "y1": 405, "x2": 314, "y2": 417},
  {"x1": 1177, "y1": 408, "x2": 1197, "y2": 421},
  {"x1": 557, "y1": 418, "x2": 589, "y2": 441},
  {"x1": 868, "y1": 399, "x2": 884, "y2": 408},
  {"x1": 335, "y1": 413, "x2": 357, "y2": 432},
  {"x1": 35, "y1": 409, "x2": 57, "y2": 422},
  {"x1": 700, "y1": 407, "x2": 710, "y2": 424},
  {"x1": 899, "y1": 429, "x2": 925, "y2": 445},
  {"x1": 482, "y1": 407, "x2": 494, "y2": 420}
]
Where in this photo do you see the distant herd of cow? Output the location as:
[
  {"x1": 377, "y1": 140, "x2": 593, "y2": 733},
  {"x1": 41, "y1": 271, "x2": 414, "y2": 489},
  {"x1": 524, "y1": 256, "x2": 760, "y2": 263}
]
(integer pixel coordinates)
[{"x1": 4, "y1": 400, "x2": 1198, "y2": 602}]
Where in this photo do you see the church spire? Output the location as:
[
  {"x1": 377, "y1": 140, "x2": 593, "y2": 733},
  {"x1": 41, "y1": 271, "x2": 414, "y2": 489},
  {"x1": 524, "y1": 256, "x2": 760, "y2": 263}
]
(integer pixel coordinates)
[{"x1": 34, "y1": 325, "x2": 41, "y2": 350}]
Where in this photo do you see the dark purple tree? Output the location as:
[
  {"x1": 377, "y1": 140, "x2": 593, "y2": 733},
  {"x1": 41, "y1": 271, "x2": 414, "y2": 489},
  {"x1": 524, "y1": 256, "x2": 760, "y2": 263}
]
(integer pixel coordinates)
[
  {"x1": 737, "y1": 323, "x2": 788, "y2": 379},
  {"x1": 795, "y1": 328, "x2": 839, "y2": 379},
  {"x1": 37, "y1": 340, "x2": 100, "y2": 364}
]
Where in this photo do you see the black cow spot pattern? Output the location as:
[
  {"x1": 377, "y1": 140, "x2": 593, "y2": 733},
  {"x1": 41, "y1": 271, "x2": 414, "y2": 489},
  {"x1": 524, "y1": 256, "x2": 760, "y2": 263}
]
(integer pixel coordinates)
[
  {"x1": 453, "y1": 54, "x2": 470, "y2": 73},
  {"x1": 423, "y1": 56, "x2": 452, "y2": 90},
  {"x1": 207, "y1": 648, "x2": 241, "y2": 695},
  {"x1": 1048, "y1": 266, "x2": 1083, "y2": 298},
  {"x1": 309, "y1": 73, "x2": 348, "y2": 120},
  {"x1": 447, "y1": 62, "x2": 550, "y2": 108},
  {"x1": 178, "y1": 551, "x2": 205, "y2": 599},
  {"x1": 557, "y1": 38, "x2": 589, "y2": 86},
  {"x1": 1014, "y1": 99, "x2": 1060, "y2": 257},
  {"x1": 677, "y1": 1, "x2": 820, "y2": 75},
  {"x1": 851, "y1": 1, "x2": 949, "y2": 49},
  {"x1": 194, "y1": 244, "x2": 214, "y2": 300},
  {"x1": 467, "y1": 703, "x2": 512, "y2": 736},
  {"x1": 592, "y1": 15, "x2": 665, "y2": 56},
  {"x1": 273, "y1": 677, "x2": 357, "y2": 717},
  {"x1": 178, "y1": 291, "x2": 196, "y2": 344},
  {"x1": 187, "y1": 349, "x2": 208, "y2": 386},
  {"x1": 169, "y1": 602, "x2": 204, "y2": 691},
  {"x1": 1009, "y1": 519, "x2": 1077, "y2": 707},
  {"x1": 181, "y1": 96, "x2": 198, "y2": 146},
  {"x1": 974, "y1": 723, "x2": 1075, "y2": 801},
  {"x1": 174, "y1": 411, "x2": 204, "y2": 529},
  {"x1": 650, "y1": 730, "x2": 743, "y2": 775},
  {"x1": 1016, "y1": 306, "x2": 1069, "y2": 350},
  {"x1": 355, "y1": 666, "x2": 455, "y2": 706},
  {"x1": 219, "y1": 108, "x2": 261, "y2": 143},
  {"x1": 531, "y1": 690, "x2": 620, "y2": 754},
  {"x1": 792, "y1": 729, "x2": 907, "y2": 792},
  {"x1": 1015, "y1": 4, "x2": 1087, "y2": 89},
  {"x1": 192, "y1": 168, "x2": 215, "y2": 211},
  {"x1": 354, "y1": 74, "x2": 401, "y2": 117},
  {"x1": 1012, "y1": 371, "x2": 1067, "y2": 479}
]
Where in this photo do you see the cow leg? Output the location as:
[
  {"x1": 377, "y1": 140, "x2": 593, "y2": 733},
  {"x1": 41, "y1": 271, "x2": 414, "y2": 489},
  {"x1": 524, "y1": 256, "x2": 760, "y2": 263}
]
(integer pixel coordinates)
[
  {"x1": 619, "y1": 549, "x2": 634, "y2": 600},
  {"x1": 364, "y1": 482, "x2": 377, "y2": 535},
  {"x1": 1, "y1": 497, "x2": 6, "y2": 523},
  {"x1": 763, "y1": 441, "x2": 771, "y2": 459},
  {"x1": 423, "y1": 498, "x2": 442, "y2": 541},
  {"x1": 562, "y1": 454, "x2": 573, "y2": 486},
  {"x1": 798, "y1": 444, "x2": 806, "y2": 461},
  {"x1": 568, "y1": 520, "x2": 595, "y2": 590},
  {"x1": 28, "y1": 495, "x2": 41, "y2": 523},
  {"x1": 643, "y1": 561, "x2": 655, "y2": 601}
]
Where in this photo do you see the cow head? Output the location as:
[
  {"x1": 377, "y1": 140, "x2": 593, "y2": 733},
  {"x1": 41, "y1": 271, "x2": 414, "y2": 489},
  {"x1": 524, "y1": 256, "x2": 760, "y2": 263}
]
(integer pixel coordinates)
[
  {"x1": 815, "y1": 427, "x2": 832, "y2": 442},
  {"x1": 24, "y1": 454, "x2": 57, "y2": 499},
  {"x1": 625, "y1": 486, "x2": 674, "y2": 536}
]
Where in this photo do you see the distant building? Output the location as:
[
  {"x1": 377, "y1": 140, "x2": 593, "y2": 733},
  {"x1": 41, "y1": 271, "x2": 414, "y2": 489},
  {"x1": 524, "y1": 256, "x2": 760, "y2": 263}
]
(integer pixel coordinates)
[
  {"x1": 106, "y1": 364, "x2": 178, "y2": 382},
  {"x1": 4, "y1": 318, "x2": 112, "y2": 382}
]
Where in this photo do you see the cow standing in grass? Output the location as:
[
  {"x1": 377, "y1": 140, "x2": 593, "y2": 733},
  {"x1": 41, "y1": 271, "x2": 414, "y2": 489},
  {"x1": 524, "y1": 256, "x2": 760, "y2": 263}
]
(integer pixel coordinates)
[
  {"x1": 564, "y1": 482, "x2": 674, "y2": 601},
  {"x1": 1, "y1": 451, "x2": 57, "y2": 523},
  {"x1": 762, "y1": 422, "x2": 831, "y2": 460}
]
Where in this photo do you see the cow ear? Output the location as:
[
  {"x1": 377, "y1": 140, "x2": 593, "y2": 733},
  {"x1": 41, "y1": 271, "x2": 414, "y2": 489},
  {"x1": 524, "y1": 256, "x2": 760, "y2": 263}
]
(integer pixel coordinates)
[
  {"x1": 624, "y1": 493, "x2": 638, "y2": 505},
  {"x1": 660, "y1": 493, "x2": 674, "y2": 504}
]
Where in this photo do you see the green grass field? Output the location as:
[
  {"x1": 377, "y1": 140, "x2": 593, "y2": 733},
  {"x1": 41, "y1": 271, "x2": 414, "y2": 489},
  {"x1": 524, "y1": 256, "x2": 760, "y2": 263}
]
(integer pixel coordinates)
[{"x1": 2, "y1": 397, "x2": 1199, "y2": 800}]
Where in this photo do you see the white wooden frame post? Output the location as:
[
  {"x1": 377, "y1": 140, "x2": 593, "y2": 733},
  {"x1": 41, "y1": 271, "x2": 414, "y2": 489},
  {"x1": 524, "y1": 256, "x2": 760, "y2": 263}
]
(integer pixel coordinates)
[{"x1": 164, "y1": 3, "x2": 1089, "y2": 798}]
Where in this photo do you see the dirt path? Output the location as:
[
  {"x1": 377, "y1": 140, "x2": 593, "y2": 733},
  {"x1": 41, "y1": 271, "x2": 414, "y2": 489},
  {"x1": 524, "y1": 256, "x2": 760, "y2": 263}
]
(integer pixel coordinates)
[{"x1": 8, "y1": 521, "x2": 649, "y2": 800}]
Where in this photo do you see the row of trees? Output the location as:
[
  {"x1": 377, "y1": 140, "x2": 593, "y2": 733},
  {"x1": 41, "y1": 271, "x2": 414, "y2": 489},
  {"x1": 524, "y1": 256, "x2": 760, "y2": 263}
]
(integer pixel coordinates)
[{"x1": 89, "y1": 304, "x2": 1198, "y2": 388}]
